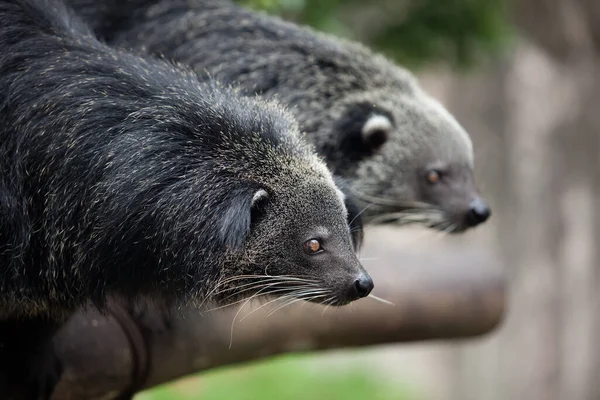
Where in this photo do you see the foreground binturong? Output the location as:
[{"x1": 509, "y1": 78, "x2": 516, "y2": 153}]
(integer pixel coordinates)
[
  {"x1": 69, "y1": 0, "x2": 492, "y2": 233},
  {"x1": 0, "y1": 0, "x2": 371, "y2": 398}
]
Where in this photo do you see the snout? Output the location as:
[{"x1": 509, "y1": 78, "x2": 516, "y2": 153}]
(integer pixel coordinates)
[
  {"x1": 347, "y1": 273, "x2": 374, "y2": 301},
  {"x1": 465, "y1": 197, "x2": 491, "y2": 227}
]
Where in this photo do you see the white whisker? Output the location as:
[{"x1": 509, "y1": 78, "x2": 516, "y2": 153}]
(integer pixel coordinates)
[
  {"x1": 239, "y1": 294, "x2": 292, "y2": 322},
  {"x1": 242, "y1": 287, "x2": 329, "y2": 321},
  {"x1": 367, "y1": 294, "x2": 395, "y2": 306},
  {"x1": 350, "y1": 189, "x2": 433, "y2": 209},
  {"x1": 266, "y1": 297, "x2": 304, "y2": 317},
  {"x1": 201, "y1": 283, "x2": 279, "y2": 313},
  {"x1": 299, "y1": 292, "x2": 330, "y2": 308},
  {"x1": 321, "y1": 296, "x2": 337, "y2": 316},
  {"x1": 216, "y1": 281, "x2": 317, "y2": 304},
  {"x1": 229, "y1": 283, "x2": 279, "y2": 349},
  {"x1": 348, "y1": 203, "x2": 372, "y2": 227},
  {"x1": 200, "y1": 274, "x2": 320, "y2": 308}
]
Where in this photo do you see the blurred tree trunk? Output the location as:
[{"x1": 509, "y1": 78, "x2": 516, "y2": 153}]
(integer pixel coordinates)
[{"x1": 413, "y1": 1, "x2": 600, "y2": 399}]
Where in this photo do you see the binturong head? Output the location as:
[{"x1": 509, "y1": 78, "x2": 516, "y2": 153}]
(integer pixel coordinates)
[
  {"x1": 338, "y1": 85, "x2": 491, "y2": 232},
  {"x1": 317, "y1": 65, "x2": 492, "y2": 233},
  {"x1": 210, "y1": 161, "x2": 373, "y2": 307},
  {"x1": 187, "y1": 95, "x2": 373, "y2": 308},
  {"x1": 221, "y1": 180, "x2": 373, "y2": 306}
]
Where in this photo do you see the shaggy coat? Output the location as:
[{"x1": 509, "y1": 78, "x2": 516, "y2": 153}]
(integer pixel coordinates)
[
  {"x1": 0, "y1": 1, "x2": 368, "y2": 397},
  {"x1": 69, "y1": 0, "x2": 491, "y2": 232}
]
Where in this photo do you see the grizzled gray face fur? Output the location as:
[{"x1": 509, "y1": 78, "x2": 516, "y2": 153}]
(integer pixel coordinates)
[
  {"x1": 217, "y1": 179, "x2": 373, "y2": 307},
  {"x1": 67, "y1": 0, "x2": 491, "y2": 233},
  {"x1": 327, "y1": 87, "x2": 490, "y2": 233}
]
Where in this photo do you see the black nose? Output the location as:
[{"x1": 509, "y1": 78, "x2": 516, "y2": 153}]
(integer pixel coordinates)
[
  {"x1": 352, "y1": 274, "x2": 374, "y2": 299},
  {"x1": 466, "y1": 198, "x2": 491, "y2": 226}
]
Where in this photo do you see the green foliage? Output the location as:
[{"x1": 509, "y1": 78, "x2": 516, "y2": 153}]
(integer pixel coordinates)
[
  {"x1": 236, "y1": 0, "x2": 513, "y2": 68},
  {"x1": 137, "y1": 354, "x2": 419, "y2": 400},
  {"x1": 371, "y1": 0, "x2": 511, "y2": 68}
]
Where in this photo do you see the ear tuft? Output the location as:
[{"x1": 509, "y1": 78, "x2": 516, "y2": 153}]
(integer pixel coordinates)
[
  {"x1": 252, "y1": 189, "x2": 269, "y2": 205},
  {"x1": 219, "y1": 187, "x2": 268, "y2": 252},
  {"x1": 362, "y1": 114, "x2": 392, "y2": 151},
  {"x1": 335, "y1": 103, "x2": 394, "y2": 163}
]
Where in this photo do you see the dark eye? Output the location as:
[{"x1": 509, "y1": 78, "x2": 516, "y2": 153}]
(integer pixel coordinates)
[
  {"x1": 303, "y1": 239, "x2": 323, "y2": 254},
  {"x1": 426, "y1": 170, "x2": 442, "y2": 184}
]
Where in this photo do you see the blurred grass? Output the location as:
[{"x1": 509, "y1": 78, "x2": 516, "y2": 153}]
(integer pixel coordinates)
[{"x1": 136, "y1": 354, "x2": 419, "y2": 400}]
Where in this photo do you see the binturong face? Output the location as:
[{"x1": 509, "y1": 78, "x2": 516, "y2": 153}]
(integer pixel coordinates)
[
  {"x1": 329, "y1": 88, "x2": 491, "y2": 233},
  {"x1": 212, "y1": 175, "x2": 373, "y2": 308}
]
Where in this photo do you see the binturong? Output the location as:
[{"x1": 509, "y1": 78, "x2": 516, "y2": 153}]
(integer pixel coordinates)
[
  {"x1": 68, "y1": 0, "x2": 492, "y2": 233},
  {"x1": 0, "y1": 0, "x2": 371, "y2": 397}
]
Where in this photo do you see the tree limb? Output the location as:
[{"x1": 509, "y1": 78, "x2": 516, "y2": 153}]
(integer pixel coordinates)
[{"x1": 51, "y1": 241, "x2": 505, "y2": 400}]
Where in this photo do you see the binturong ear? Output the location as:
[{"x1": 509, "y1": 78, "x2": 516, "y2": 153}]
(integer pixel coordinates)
[
  {"x1": 335, "y1": 103, "x2": 393, "y2": 162},
  {"x1": 361, "y1": 114, "x2": 392, "y2": 151},
  {"x1": 218, "y1": 186, "x2": 270, "y2": 252},
  {"x1": 333, "y1": 176, "x2": 363, "y2": 251}
]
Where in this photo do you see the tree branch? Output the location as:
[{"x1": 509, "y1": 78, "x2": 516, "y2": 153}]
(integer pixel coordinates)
[{"x1": 51, "y1": 242, "x2": 505, "y2": 400}]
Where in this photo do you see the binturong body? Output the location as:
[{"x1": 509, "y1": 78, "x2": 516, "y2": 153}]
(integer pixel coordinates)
[
  {"x1": 0, "y1": 0, "x2": 371, "y2": 398},
  {"x1": 69, "y1": 0, "x2": 492, "y2": 233}
]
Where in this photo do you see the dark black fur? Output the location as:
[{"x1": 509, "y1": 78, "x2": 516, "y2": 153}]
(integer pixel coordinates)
[
  {"x1": 0, "y1": 0, "x2": 369, "y2": 397},
  {"x1": 63, "y1": 0, "x2": 367, "y2": 247},
  {"x1": 0, "y1": 0, "x2": 279, "y2": 314},
  {"x1": 67, "y1": 0, "x2": 491, "y2": 232},
  {"x1": 0, "y1": 317, "x2": 61, "y2": 400}
]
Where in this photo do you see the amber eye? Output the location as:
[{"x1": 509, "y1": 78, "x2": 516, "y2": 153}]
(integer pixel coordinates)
[
  {"x1": 426, "y1": 170, "x2": 441, "y2": 184},
  {"x1": 304, "y1": 239, "x2": 323, "y2": 254}
]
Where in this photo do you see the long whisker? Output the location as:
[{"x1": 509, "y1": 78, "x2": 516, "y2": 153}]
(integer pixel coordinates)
[
  {"x1": 441, "y1": 222, "x2": 458, "y2": 236},
  {"x1": 263, "y1": 286, "x2": 332, "y2": 317},
  {"x1": 212, "y1": 274, "x2": 320, "y2": 290},
  {"x1": 238, "y1": 294, "x2": 290, "y2": 322},
  {"x1": 216, "y1": 281, "x2": 318, "y2": 305},
  {"x1": 218, "y1": 278, "x2": 325, "y2": 326},
  {"x1": 214, "y1": 274, "x2": 320, "y2": 287},
  {"x1": 446, "y1": 222, "x2": 458, "y2": 234},
  {"x1": 266, "y1": 295, "x2": 314, "y2": 317},
  {"x1": 385, "y1": 207, "x2": 441, "y2": 214},
  {"x1": 201, "y1": 278, "x2": 312, "y2": 312},
  {"x1": 243, "y1": 284, "x2": 330, "y2": 320},
  {"x1": 229, "y1": 283, "x2": 281, "y2": 349},
  {"x1": 238, "y1": 287, "x2": 327, "y2": 322},
  {"x1": 348, "y1": 203, "x2": 373, "y2": 227},
  {"x1": 198, "y1": 277, "x2": 277, "y2": 309},
  {"x1": 321, "y1": 296, "x2": 337, "y2": 316},
  {"x1": 200, "y1": 283, "x2": 280, "y2": 313},
  {"x1": 299, "y1": 292, "x2": 330, "y2": 308},
  {"x1": 200, "y1": 274, "x2": 320, "y2": 308},
  {"x1": 427, "y1": 220, "x2": 457, "y2": 241},
  {"x1": 213, "y1": 278, "x2": 316, "y2": 297},
  {"x1": 367, "y1": 294, "x2": 395, "y2": 306},
  {"x1": 368, "y1": 210, "x2": 442, "y2": 225},
  {"x1": 349, "y1": 189, "x2": 434, "y2": 209}
]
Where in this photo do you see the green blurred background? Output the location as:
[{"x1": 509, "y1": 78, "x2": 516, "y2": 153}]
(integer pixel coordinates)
[
  {"x1": 139, "y1": 353, "x2": 419, "y2": 400},
  {"x1": 238, "y1": 0, "x2": 512, "y2": 68},
  {"x1": 136, "y1": 1, "x2": 512, "y2": 399}
]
